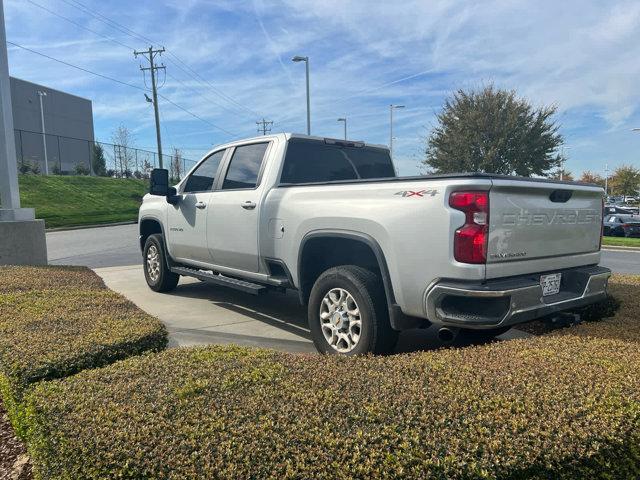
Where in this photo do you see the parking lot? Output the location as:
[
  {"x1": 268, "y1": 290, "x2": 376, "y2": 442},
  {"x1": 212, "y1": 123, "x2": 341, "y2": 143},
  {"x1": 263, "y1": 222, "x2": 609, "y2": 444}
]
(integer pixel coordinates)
[{"x1": 47, "y1": 223, "x2": 640, "y2": 352}]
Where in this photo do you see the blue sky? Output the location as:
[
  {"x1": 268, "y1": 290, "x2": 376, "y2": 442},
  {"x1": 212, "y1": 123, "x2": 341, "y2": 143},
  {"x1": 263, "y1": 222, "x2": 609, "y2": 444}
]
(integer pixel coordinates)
[{"x1": 6, "y1": 0, "x2": 640, "y2": 176}]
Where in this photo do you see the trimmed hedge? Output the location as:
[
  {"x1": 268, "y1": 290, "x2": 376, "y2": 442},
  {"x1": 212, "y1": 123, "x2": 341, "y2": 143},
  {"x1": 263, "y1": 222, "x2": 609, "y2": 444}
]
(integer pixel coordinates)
[
  {"x1": 23, "y1": 275, "x2": 640, "y2": 479},
  {"x1": 0, "y1": 266, "x2": 167, "y2": 437}
]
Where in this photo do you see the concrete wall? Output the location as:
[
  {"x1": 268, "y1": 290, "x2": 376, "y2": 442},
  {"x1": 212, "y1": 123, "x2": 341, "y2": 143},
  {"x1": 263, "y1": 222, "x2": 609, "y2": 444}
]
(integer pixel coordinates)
[
  {"x1": 10, "y1": 77, "x2": 95, "y2": 174},
  {"x1": 0, "y1": 219, "x2": 47, "y2": 265}
]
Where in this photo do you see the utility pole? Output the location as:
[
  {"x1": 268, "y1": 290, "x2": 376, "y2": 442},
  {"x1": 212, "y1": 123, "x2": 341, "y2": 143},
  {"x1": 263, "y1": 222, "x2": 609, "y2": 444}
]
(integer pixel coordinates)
[
  {"x1": 256, "y1": 118, "x2": 273, "y2": 135},
  {"x1": 36, "y1": 90, "x2": 48, "y2": 175},
  {"x1": 134, "y1": 46, "x2": 165, "y2": 168}
]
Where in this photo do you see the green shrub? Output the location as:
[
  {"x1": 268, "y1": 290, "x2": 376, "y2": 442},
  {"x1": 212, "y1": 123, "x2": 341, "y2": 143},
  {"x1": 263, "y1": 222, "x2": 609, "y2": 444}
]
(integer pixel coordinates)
[
  {"x1": 0, "y1": 266, "x2": 167, "y2": 437},
  {"x1": 26, "y1": 334, "x2": 640, "y2": 479}
]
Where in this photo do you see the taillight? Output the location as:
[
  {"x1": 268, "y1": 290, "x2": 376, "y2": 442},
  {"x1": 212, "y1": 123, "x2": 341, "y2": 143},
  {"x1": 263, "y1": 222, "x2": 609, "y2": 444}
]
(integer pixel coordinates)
[{"x1": 449, "y1": 191, "x2": 489, "y2": 264}]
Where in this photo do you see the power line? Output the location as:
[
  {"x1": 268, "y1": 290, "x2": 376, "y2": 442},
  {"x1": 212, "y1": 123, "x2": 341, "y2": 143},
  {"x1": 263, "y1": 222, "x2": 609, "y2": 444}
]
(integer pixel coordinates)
[
  {"x1": 164, "y1": 52, "x2": 260, "y2": 118},
  {"x1": 165, "y1": 71, "x2": 246, "y2": 118},
  {"x1": 24, "y1": 0, "x2": 134, "y2": 51},
  {"x1": 23, "y1": 0, "x2": 251, "y2": 124},
  {"x1": 157, "y1": 93, "x2": 238, "y2": 137},
  {"x1": 56, "y1": 0, "x2": 263, "y2": 120},
  {"x1": 59, "y1": 0, "x2": 155, "y2": 45},
  {"x1": 7, "y1": 41, "x2": 145, "y2": 91},
  {"x1": 7, "y1": 40, "x2": 237, "y2": 137}
]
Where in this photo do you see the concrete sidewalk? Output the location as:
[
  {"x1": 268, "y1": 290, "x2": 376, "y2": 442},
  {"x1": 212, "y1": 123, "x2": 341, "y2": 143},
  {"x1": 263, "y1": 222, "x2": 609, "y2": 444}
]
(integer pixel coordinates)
[
  {"x1": 95, "y1": 265, "x2": 531, "y2": 354},
  {"x1": 96, "y1": 265, "x2": 315, "y2": 352}
]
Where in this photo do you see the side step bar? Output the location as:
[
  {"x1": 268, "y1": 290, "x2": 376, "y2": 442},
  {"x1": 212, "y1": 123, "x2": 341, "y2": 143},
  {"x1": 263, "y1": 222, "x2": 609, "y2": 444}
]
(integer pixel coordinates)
[{"x1": 171, "y1": 266, "x2": 267, "y2": 295}]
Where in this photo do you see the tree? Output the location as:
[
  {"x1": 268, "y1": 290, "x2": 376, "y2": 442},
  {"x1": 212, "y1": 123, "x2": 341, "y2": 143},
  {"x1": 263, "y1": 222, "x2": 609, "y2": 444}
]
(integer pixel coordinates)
[
  {"x1": 142, "y1": 158, "x2": 153, "y2": 179},
  {"x1": 610, "y1": 165, "x2": 640, "y2": 196},
  {"x1": 423, "y1": 85, "x2": 563, "y2": 176},
  {"x1": 92, "y1": 143, "x2": 107, "y2": 176},
  {"x1": 170, "y1": 147, "x2": 183, "y2": 182},
  {"x1": 550, "y1": 169, "x2": 574, "y2": 181},
  {"x1": 111, "y1": 124, "x2": 136, "y2": 177},
  {"x1": 578, "y1": 171, "x2": 605, "y2": 187}
]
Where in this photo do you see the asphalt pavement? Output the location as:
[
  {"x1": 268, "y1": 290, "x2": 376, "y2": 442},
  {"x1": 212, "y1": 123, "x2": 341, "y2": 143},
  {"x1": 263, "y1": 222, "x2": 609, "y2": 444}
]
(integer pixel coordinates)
[{"x1": 47, "y1": 223, "x2": 141, "y2": 268}]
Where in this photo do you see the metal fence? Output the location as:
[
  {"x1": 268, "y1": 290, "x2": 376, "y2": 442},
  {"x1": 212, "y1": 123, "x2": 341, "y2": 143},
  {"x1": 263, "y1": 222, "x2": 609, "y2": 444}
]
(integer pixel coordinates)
[{"x1": 14, "y1": 129, "x2": 198, "y2": 180}]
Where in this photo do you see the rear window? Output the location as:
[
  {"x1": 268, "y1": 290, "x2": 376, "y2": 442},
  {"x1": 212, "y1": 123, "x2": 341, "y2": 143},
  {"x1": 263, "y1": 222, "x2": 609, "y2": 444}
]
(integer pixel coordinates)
[
  {"x1": 222, "y1": 142, "x2": 269, "y2": 190},
  {"x1": 280, "y1": 139, "x2": 395, "y2": 184}
]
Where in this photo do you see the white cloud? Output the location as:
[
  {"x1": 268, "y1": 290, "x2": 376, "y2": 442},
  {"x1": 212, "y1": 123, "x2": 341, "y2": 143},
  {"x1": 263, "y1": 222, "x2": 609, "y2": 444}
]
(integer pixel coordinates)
[{"x1": 5, "y1": 0, "x2": 640, "y2": 175}]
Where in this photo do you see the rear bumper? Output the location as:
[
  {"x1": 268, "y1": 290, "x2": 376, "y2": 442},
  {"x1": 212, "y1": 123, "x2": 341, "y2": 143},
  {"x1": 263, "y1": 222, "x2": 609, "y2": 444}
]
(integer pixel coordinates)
[{"x1": 425, "y1": 265, "x2": 611, "y2": 329}]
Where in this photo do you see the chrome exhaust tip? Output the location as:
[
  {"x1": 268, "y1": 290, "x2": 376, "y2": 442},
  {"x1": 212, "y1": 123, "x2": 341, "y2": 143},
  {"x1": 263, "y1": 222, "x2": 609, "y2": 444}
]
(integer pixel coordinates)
[{"x1": 438, "y1": 327, "x2": 456, "y2": 343}]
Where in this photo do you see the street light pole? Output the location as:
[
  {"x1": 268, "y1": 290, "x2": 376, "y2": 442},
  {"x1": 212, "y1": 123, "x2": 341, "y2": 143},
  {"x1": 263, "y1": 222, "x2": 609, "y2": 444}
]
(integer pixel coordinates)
[
  {"x1": 632, "y1": 129, "x2": 640, "y2": 199},
  {"x1": 337, "y1": 117, "x2": 347, "y2": 140},
  {"x1": 37, "y1": 90, "x2": 48, "y2": 175},
  {"x1": 389, "y1": 104, "x2": 405, "y2": 162},
  {"x1": 292, "y1": 55, "x2": 310, "y2": 135},
  {"x1": 604, "y1": 163, "x2": 609, "y2": 196}
]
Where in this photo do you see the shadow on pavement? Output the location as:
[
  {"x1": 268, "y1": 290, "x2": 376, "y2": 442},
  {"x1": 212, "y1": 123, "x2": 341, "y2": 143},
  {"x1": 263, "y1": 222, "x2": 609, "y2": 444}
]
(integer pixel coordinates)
[{"x1": 164, "y1": 280, "x2": 512, "y2": 354}]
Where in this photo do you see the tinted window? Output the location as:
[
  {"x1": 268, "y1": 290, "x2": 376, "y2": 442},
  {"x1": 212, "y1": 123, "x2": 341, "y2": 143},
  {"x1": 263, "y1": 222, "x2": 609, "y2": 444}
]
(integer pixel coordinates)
[
  {"x1": 183, "y1": 150, "x2": 225, "y2": 192},
  {"x1": 281, "y1": 139, "x2": 395, "y2": 184},
  {"x1": 222, "y1": 143, "x2": 269, "y2": 190}
]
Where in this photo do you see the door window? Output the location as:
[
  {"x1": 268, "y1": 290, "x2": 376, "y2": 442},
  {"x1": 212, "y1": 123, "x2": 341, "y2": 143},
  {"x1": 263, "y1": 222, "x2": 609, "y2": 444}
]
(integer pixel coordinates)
[
  {"x1": 222, "y1": 143, "x2": 269, "y2": 190},
  {"x1": 183, "y1": 150, "x2": 225, "y2": 193}
]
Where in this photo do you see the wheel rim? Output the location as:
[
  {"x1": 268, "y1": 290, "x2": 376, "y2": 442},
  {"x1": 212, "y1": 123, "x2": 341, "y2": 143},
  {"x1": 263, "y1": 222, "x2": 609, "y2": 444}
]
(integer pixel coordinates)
[
  {"x1": 319, "y1": 288, "x2": 362, "y2": 353},
  {"x1": 146, "y1": 245, "x2": 161, "y2": 282}
]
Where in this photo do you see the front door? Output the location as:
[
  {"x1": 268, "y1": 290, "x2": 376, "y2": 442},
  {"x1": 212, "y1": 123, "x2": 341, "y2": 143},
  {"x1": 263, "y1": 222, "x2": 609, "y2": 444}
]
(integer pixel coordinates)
[
  {"x1": 166, "y1": 149, "x2": 226, "y2": 264},
  {"x1": 207, "y1": 141, "x2": 271, "y2": 272}
]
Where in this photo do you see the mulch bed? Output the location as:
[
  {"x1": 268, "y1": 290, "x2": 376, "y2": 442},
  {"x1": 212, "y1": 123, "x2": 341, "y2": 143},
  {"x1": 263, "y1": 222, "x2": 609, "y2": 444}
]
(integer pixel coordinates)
[{"x1": 0, "y1": 400, "x2": 32, "y2": 480}]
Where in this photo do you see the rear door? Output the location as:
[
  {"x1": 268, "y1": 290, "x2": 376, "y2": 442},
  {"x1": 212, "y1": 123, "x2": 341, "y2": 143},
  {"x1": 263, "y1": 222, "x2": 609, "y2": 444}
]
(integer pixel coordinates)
[
  {"x1": 487, "y1": 181, "x2": 603, "y2": 266},
  {"x1": 207, "y1": 141, "x2": 272, "y2": 272}
]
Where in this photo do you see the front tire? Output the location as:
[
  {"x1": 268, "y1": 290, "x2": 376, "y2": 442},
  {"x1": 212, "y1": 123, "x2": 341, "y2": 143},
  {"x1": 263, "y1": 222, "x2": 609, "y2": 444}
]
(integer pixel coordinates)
[
  {"x1": 308, "y1": 265, "x2": 398, "y2": 355},
  {"x1": 143, "y1": 234, "x2": 179, "y2": 292}
]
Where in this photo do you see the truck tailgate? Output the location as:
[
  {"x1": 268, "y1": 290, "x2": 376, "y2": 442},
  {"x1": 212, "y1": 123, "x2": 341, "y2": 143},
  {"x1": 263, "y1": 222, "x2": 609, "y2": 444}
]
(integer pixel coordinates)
[{"x1": 487, "y1": 180, "x2": 602, "y2": 268}]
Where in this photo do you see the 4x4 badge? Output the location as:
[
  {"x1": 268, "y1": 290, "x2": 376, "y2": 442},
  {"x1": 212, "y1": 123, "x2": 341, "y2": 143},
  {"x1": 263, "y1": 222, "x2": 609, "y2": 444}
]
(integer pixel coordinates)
[{"x1": 394, "y1": 189, "x2": 438, "y2": 198}]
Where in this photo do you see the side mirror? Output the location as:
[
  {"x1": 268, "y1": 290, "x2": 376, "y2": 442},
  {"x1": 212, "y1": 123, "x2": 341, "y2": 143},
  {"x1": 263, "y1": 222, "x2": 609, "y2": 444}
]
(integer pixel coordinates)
[{"x1": 150, "y1": 168, "x2": 169, "y2": 196}]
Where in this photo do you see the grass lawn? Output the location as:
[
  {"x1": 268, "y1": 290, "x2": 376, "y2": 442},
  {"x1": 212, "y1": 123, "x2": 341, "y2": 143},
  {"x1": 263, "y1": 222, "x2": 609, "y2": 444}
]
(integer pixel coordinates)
[
  {"x1": 16, "y1": 175, "x2": 148, "y2": 228},
  {"x1": 602, "y1": 236, "x2": 640, "y2": 248}
]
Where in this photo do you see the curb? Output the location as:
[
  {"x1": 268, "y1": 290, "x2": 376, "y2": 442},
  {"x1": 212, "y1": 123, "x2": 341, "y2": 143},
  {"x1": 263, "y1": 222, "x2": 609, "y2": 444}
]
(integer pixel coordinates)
[
  {"x1": 602, "y1": 245, "x2": 640, "y2": 252},
  {"x1": 46, "y1": 220, "x2": 137, "y2": 232}
]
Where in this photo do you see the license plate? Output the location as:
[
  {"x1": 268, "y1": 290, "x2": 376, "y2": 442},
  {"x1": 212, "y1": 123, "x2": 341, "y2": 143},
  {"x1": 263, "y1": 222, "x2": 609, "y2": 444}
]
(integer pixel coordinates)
[{"x1": 541, "y1": 273, "x2": 562, "y2": 296}]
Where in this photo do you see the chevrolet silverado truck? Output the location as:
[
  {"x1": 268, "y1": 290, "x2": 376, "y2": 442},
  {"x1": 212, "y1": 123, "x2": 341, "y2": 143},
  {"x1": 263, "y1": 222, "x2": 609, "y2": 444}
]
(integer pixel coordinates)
[{"x1": 139, "y1": 133, "x2": 611, "y2": 355}]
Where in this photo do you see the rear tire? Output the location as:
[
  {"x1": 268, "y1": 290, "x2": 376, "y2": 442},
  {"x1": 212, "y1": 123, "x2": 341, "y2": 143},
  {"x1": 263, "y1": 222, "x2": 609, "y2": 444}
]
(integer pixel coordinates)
[
  {"x1": 143, "y1": 234, "x2": 179, "y2": 293},
  {"x1": 307, "y1": 265, "x2": 398, "y2": 355}
]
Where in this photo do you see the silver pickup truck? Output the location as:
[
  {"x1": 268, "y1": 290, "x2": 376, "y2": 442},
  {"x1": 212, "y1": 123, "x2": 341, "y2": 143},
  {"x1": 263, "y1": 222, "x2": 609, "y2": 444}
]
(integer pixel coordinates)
[{"x1": 139, "y1": 133, "x2": 610, "y2": 355}]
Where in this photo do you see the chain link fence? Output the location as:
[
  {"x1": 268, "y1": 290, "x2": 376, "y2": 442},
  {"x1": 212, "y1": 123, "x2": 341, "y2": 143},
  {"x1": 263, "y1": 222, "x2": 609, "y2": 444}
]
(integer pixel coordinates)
[{"x1": 14, "y1": 129, "x2": 198, "y2": 180}]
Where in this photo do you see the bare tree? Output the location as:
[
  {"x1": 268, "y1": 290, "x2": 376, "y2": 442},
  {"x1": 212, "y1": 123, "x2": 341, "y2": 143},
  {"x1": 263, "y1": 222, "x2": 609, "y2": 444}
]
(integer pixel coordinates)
[
  {"x1": 170, "y1": 147, "x2": 183, "y2": 182},
  {"x1": 111, "y1": 124, "x2": 136, "y2": 177}
]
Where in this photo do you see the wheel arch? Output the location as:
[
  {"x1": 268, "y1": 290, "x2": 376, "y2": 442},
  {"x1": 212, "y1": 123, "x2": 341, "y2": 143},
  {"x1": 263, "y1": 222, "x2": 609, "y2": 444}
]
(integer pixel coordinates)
[
  {"x1": 139, "y1": 216, "x2": 165, "y2": 252},
  {"x1": 297, "y1": 230, "x2": 401, "y2": 322}
]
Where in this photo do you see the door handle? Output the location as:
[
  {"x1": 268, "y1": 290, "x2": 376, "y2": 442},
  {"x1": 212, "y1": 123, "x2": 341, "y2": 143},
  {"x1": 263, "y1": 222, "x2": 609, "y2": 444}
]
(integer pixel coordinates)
[
  {"x1": 195, "y1": 201, "x2": 206, "y2": 209},
  {"x1": 241, "y1": 201, "x2": 256, "y2": 210}
]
